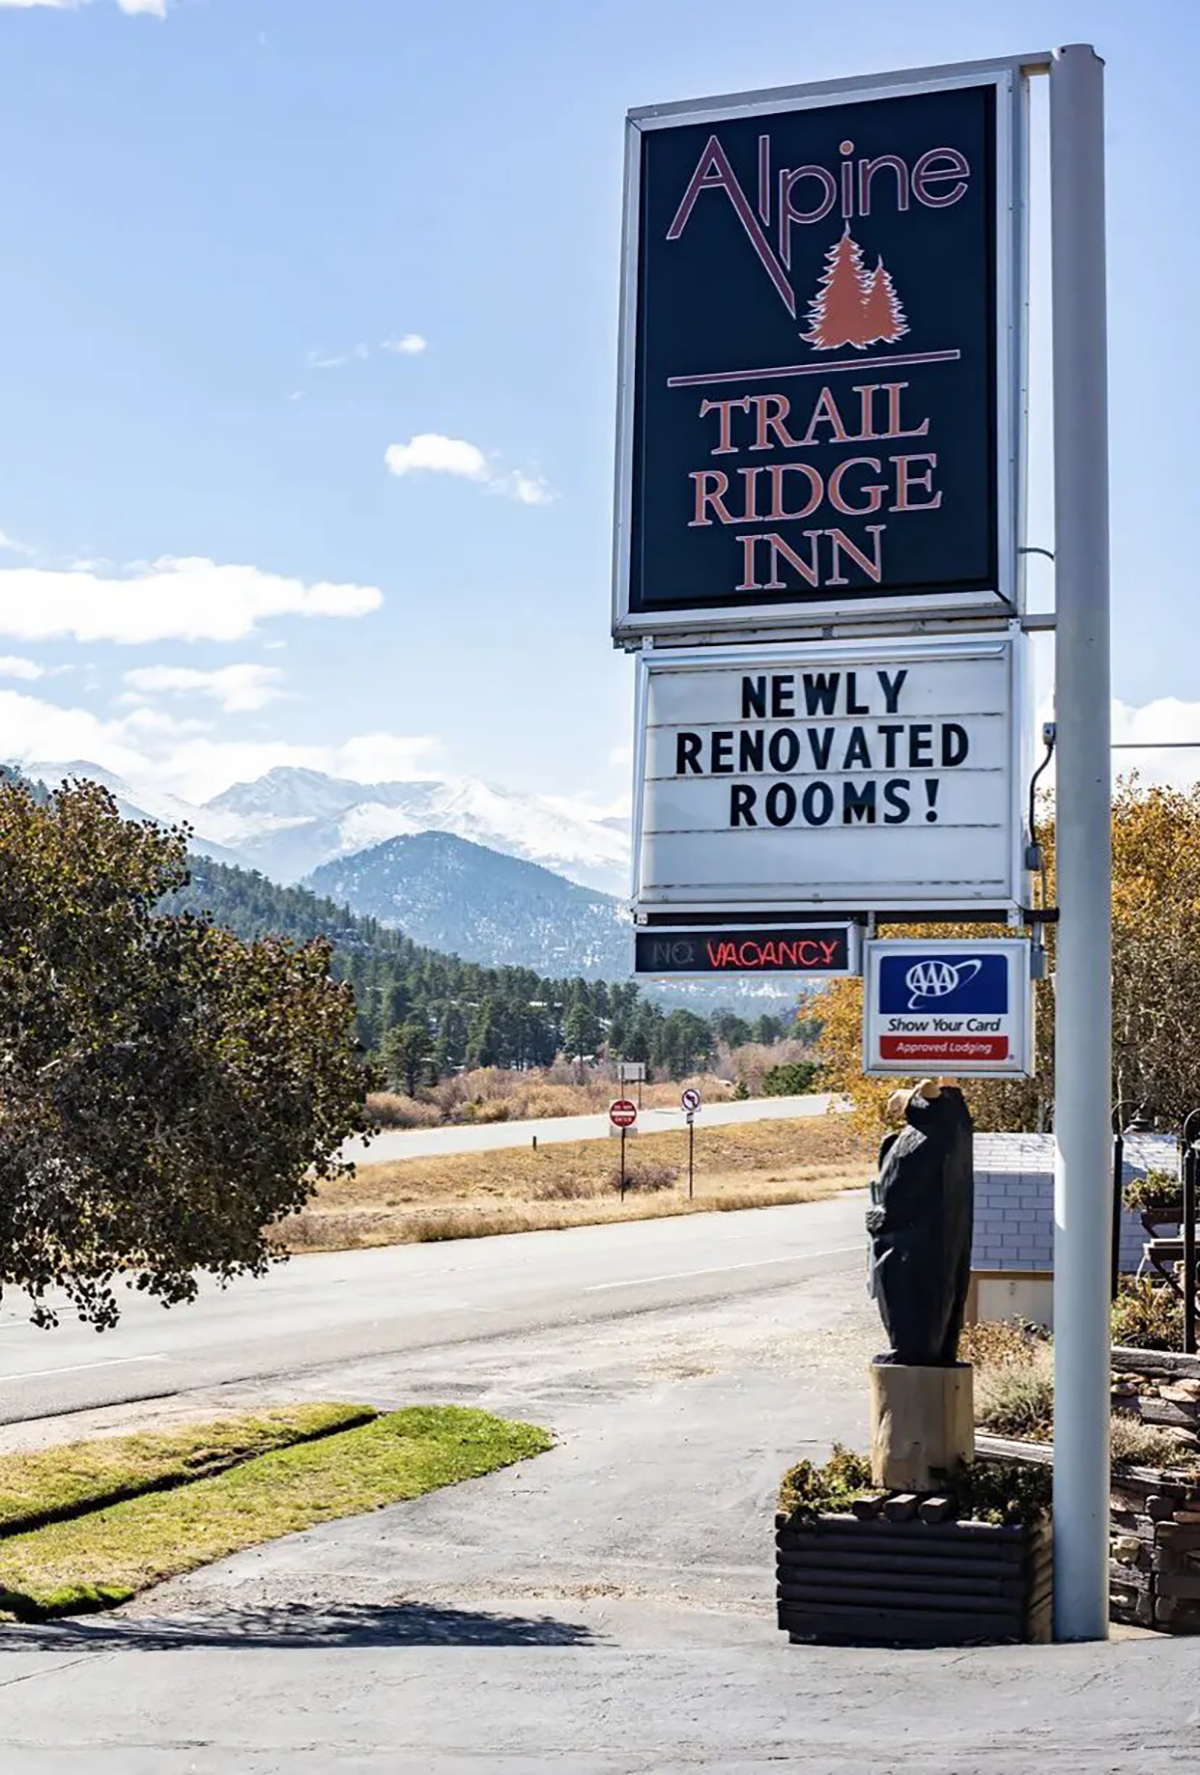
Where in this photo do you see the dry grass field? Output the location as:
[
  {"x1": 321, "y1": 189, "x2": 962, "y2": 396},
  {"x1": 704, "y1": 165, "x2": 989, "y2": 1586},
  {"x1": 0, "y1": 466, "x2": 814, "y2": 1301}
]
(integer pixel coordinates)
[{"x1": 275, "y1": 1115, "x2": 871, "y2": 1253}]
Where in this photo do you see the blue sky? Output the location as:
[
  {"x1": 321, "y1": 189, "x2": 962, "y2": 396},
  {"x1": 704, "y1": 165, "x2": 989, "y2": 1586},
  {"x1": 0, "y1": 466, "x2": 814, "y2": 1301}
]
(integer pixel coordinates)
[{"x1": 0, "y1": 0, "x2": 1193, "y2": 810}]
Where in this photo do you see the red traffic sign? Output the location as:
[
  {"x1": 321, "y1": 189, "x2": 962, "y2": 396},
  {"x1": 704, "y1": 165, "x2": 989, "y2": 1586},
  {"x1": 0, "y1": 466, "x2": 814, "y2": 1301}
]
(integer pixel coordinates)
[
  {"x1": 681, "y1": 1087, "x2": 701, "y2": 1113},
  {"x1": 609, "y1": 1098, "x2": 638, "y2": 1129}
]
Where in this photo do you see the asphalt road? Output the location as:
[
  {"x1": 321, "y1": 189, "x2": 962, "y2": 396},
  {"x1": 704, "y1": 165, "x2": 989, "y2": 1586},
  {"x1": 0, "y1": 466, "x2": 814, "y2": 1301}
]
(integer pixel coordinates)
[
  {"x1": 0, "y1": 1190, "x2": 865, "y2": 1426},
  {"x1": 344, "y1": 1090, "x2": 834, "y2": 1164},
  {"x1": 1, "y1": 1198, "x2": 1195, "y2": 1772}
]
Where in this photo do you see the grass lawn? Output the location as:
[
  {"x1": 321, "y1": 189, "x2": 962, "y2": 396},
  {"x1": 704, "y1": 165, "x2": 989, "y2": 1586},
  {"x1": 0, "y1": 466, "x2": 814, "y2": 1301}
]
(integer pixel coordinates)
[
  {"x1": 278, "y1": 1114, "x2": 871, "y2": 1252},
  {"x1": 0, "y1": 1405, "x2": 551, "y2": 1621},
  {"x1": 0, "y1": 1403, "x2": 374, "y2": 1537}
]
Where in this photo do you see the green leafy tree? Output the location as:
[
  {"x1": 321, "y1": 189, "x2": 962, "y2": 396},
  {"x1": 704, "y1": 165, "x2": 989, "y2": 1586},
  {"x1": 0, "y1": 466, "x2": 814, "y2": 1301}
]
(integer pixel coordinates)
[{"x1": 0, "y1": 780, "x2": 373, "y2": 1329}]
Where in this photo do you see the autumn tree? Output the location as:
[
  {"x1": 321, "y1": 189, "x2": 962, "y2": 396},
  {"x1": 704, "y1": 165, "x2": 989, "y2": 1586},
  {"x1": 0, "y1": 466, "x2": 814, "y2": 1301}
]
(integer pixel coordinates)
[
  {"x1": 809, "y1": 780, "x2": 1200, "y2": 1136},
  {"x1": 861, "y1": 258, "x2": 908, "y2": 345},
  {"x1": 801, "y1": 225, "x2": 871, "y2": 350},
  {"x1": 0, "y1": 779, "x2": 373, "y2": 1328}
]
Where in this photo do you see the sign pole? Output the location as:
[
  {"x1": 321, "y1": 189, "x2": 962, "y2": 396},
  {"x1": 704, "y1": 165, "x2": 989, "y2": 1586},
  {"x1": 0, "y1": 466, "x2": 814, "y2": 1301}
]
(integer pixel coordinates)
[
  {"x1": 688, "y1": 1115, "x2": 695, "y2": 1200},
  {"x1": 620, "y1": 1124, "x2": 627, "y2": 1201},
  {"x1": 1050, "y1": 42, "x2": 1111, "y2": 1643}
]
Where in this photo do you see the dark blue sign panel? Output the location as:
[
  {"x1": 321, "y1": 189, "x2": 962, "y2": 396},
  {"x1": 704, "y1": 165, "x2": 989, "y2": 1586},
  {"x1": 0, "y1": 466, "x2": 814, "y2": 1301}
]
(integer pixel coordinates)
[
  {"x1": 878, "y1": 952, "x2": 1009, "y2": 1015},
  {"x1": 620, "y1": 77, "x2": 1006, "y2": 625}
]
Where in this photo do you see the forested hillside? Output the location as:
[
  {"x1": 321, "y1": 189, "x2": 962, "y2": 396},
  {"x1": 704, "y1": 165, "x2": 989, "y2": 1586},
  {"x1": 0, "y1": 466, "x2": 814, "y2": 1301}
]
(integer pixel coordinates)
[{"x1": 173, "y1": 858, "x2": 792, "y2": 1079}]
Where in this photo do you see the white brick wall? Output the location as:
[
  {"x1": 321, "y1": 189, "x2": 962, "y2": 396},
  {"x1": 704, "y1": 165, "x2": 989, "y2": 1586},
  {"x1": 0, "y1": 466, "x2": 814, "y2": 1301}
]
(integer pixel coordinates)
[{"x1": 971, "y1": 1131, "x2": 1173, "y2": 1274}]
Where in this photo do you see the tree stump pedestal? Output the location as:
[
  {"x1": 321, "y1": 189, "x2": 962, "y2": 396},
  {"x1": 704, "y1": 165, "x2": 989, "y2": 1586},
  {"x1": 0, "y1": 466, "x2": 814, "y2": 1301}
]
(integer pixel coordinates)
[{"x1": 869, "y1": 1361, "x2": 975, "y2": 1491}]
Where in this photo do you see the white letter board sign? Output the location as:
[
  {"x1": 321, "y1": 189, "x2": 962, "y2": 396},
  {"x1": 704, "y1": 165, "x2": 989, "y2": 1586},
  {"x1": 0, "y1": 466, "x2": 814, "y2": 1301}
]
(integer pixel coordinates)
[{"x1": 632, "y1": 631, "x2": 1028, "y2": 916}]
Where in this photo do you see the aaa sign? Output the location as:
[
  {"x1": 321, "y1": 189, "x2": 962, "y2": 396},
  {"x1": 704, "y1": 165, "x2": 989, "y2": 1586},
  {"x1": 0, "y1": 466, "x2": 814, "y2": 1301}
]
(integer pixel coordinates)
[
  {"x1": 632, "y1": 633, "x2": 1027, "y2": 914},
  {"x1": 614, "y1": 68, "x2": 1022, "y2": 637}
]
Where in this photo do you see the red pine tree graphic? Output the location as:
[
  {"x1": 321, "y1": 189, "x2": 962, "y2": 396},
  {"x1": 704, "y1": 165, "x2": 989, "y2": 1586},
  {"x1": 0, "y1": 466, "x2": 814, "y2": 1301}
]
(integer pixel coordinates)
[
  {"x1": 861, "y1": 256, "x2": 909, "y2": 346},
  {"x1": 801, "y1": 224, "x2": 870, "y2": 350}
]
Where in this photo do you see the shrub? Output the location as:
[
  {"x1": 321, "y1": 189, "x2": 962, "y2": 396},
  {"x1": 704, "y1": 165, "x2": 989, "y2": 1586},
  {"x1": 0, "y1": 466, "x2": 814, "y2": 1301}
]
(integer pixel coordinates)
[
  {"x1": 608, "y1": 1161, "x2": 677, "y2": 1194},
  {"x1": 1112, "y1": 1276, "x2": 1184, "y2": 1351},
  {"x1": 1110, "y1": 1413, "x2": 1195, "y2": 1471},
  {"x1": 975, "y1": 1344, "x2": 1054, "y2": 1440},
  {"x1": 959, "y1": 1318, "x2": 1049, "y2": 1369},
  {"x1": 365, "y1": 1093, "x2": 441, "y2": 1130},
  {"x1": 778, "y1": 1445, "x2": 1051, "y2": 1526},
  {"x1": 761, "y1": 1059, "x2": 820, "y2": 1097},
  {"x1": 732, "y1": 1079, "x2": 750, "y2": 1101},
  {"x1": 779, "y1": 1443, "x2": 872, "y2": 1518},
  {"x1": 957, "y1": 1459, "x2": 1053, "y2": 1525},
  {"x1": 1124, "y1": 1167, "x2": 1182, "y2": 1216},
  {"x1": 531, "y1": 1175, "x2": 603, "y2": 1202}
]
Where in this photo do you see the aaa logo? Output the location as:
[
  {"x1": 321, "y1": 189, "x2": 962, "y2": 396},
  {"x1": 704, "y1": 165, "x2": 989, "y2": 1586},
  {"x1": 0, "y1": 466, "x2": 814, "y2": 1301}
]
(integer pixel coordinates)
[
  {"x1": 903, "y1": 957, "x2": 983, "y2": 1007},
  {"x1": 802, "y1": 224, "x2": 908, "y2": 351}
]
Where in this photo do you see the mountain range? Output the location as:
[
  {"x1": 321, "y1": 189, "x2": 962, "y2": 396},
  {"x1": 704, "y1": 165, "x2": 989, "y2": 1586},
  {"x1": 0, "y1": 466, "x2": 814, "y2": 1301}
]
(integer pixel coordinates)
[
  {"x1": 24, "y1": 758, "x2": 792, "y2": 1003},
  {"x1": 27, "y1": 761, "x2": 629, "y2": 896},
  {"x1": 305, "y1": 830, "x2": 631, "y2": 979}
]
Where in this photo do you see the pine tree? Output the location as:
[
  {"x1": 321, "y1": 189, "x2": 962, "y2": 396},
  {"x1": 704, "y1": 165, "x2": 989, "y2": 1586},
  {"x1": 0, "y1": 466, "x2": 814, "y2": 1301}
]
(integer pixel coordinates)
[
  {"x1": 382, "y1": 1021, "x2": 431, "y2": 1096},
  {"x1": 801, "y1": 225, "x2": 871, "y2": 350},
  {"x1": 861, "y1": 257, "x2": 908, "y2": 346}
]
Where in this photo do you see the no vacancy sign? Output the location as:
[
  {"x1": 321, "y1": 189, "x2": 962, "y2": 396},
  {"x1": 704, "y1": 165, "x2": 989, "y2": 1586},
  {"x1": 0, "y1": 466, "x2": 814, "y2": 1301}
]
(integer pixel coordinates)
[
  {"x1": 632, "y1": 632, "x2": 1027, "y2": 915},
  {"x1": 613, "y1": 65, "x2": 1024, "y2": 640},
  {"x1": 862, "y1": 938, "x2": 1035, "y2": 1078}
]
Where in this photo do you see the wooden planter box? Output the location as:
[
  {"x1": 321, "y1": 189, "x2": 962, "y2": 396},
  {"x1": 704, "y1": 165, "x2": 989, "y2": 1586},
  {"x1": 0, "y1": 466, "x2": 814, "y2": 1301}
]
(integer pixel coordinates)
[{"x1": 776, "y1": 1509, "x2": 1052, "y2": 1646}]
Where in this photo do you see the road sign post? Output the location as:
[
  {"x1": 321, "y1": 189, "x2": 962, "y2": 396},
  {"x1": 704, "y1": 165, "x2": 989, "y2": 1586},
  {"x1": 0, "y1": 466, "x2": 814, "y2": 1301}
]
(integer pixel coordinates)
[
  {"x1": 681, "y1": 1088, "x2": 701, "y2": 1197},
  {"x1": 610, "y1": 1099, "x2": 638, "y2": 1199},
  {"x1": 1050, "y1": 43, "x2": 1112, "y2": 1643}
]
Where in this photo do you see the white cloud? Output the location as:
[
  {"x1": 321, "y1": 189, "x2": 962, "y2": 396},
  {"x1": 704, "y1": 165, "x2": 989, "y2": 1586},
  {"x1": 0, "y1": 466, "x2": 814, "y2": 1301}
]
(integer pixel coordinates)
[
  {"x1": 122, "y1": 663, "x2": 287, "y2": 715},
  {"x1": 382, "y1": 334, "x2": 428, "y2": 356},
  {"x1": 0, "y1": 528, "x2": 35, "y2": 558},
  {"x1": 0, "y1": 0, "x2": 168, "y2": 12},
  {"x1": 384, "y1": 433, "x2": 489, "y2": 482},
  {"x1": 0, "y1": 655, "x2": 45, "y2": 681},
  {"x1": 384, "y1": 433, "x2": 554, "y2": 505},
  {"x1": 0, "y1": 681, "x2": 445, "y2": 807},
  {"x1": 1110, "y1": 697, "x2": 1200, "y2": 789},
  {"x1": 491, "y1": 469, "x2": 556, "y2": 507},
  {"x1": 334, "y1": 732, "x2": 442, "y2": 783},
  {"x1": 0, "y1": 556, "x2": 382, "y2": 645},
  {"x1": 308, "y1": 343, "x2": 369, "y2": 371}
]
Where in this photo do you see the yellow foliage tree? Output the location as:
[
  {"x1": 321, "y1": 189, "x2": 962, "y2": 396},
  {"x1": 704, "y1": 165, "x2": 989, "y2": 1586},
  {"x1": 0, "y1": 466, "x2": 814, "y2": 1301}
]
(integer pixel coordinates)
[{"x1": 809, "y1": 779, "x2": 1200, "y2": 1136}]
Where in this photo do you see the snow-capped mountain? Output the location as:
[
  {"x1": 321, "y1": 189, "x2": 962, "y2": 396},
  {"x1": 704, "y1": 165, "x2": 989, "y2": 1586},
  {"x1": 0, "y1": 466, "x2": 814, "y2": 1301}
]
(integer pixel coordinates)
[
  {"x1": 26, "y1": 760, "x2": 247, "y2": 868},
  {"x1": 306, "y1": 831, "x2": 632, "y2": 978},
  {"x1": 24, "y1": 760, "x2": 631, "y2": 895},
  {"x1": 204, "y1": 766, "x2": 631, "y2": 893}
]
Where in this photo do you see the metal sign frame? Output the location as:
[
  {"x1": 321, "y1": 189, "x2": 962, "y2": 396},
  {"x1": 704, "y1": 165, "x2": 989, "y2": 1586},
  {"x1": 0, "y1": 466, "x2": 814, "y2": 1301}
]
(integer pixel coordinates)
[
  {"x1": 862, "y1": 936, "x2": 1035, "y2": 1078},
  {"x1": 631, "y1": 627, "x2": 1032, "y2": 918},
  {"x1": 612, "y1": 54, "x2": 1040, "y2": 646}
]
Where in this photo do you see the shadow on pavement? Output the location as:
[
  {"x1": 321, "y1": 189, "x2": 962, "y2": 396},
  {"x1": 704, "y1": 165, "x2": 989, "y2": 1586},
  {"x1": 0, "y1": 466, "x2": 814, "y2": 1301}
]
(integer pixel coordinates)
[{"x1": 0, "y1": 1600, "x2": 598, "y2": 1651}]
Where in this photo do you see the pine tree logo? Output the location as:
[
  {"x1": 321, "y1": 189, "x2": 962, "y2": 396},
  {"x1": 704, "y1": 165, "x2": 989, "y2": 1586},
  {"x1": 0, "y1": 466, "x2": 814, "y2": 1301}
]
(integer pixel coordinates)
[{"x1": 801, "y1": 225, "x2": 909, "y2": 351}]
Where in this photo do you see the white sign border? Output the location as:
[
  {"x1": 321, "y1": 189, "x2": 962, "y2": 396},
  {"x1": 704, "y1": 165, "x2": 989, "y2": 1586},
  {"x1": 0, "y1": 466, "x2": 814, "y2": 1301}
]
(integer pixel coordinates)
[
  {"x1": 611, "y1": 54, "x2": 1039, "y2": 646},
  {"x1": 631, "y1": 627, "x2": 1032, "y2": 917},
  {"x1": 861, "y1": 935, "x2": 1035, "y2": 1078}
]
